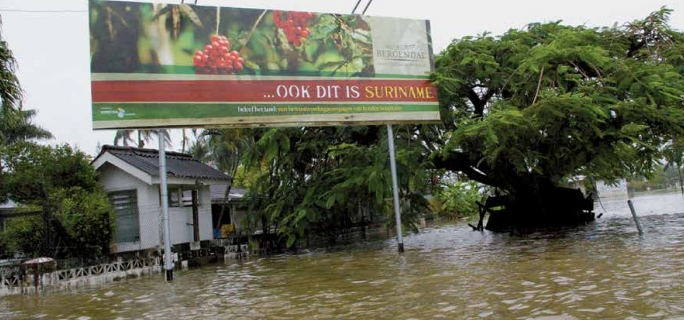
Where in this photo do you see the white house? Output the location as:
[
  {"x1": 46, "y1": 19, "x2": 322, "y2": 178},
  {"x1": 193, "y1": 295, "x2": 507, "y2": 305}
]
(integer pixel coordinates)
[{"x1": 92, "y1": 145, "x2": 232, "y2": 253}]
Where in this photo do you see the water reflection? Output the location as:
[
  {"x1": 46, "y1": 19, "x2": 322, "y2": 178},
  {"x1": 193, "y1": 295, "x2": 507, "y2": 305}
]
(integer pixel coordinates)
[{"x1": 2, "y1": 193, "x2": 684, "y2": 319}]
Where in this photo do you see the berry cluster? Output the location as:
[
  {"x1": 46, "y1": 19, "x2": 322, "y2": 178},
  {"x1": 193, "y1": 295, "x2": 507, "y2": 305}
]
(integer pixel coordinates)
[
  {"x1": 193, "y1": 35, "x2": 244, "y2": 74},
  {"x1": 272, "y1": 10, "x2": 315, "y2": 47}
]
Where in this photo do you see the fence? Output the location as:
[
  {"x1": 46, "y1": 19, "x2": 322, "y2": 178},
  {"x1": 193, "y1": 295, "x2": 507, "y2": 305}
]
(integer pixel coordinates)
[{"x1": 0, "y1": 256, "x2": 160, "y2": 296}]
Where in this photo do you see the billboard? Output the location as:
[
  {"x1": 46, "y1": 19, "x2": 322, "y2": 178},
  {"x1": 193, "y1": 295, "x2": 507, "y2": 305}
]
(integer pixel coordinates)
[{"x1": 89, "y1": 0, "x2": 439, "y2": 129}]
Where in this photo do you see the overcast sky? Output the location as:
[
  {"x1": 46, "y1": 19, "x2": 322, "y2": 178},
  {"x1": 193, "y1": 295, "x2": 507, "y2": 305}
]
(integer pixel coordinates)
[{"x1": 0, "y1": 0, "x2": 682, "y2": 156}]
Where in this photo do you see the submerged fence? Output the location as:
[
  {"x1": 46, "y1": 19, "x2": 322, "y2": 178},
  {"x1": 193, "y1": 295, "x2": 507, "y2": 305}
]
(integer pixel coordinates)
[{"x1": 0, "y1": 256, "x2": 160, "y2": 296}]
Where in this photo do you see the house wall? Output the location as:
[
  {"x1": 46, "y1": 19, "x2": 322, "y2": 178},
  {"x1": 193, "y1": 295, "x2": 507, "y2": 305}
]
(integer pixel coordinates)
[
  {"x1": 99, "y1": 164, "x2": 160, "y2": 253},
  {"x1": 98, "y1": 164, "x2": 214, "y2": 253},
  {"x1": 167, "y1": 185, "x2": 213, "y2": 244}
]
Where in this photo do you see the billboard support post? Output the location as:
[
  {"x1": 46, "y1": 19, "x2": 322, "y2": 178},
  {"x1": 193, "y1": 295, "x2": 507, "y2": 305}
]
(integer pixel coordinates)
[
  {"x1": 159, "y1": 132, "x2": 174, "y2": 281},
  {"x1": 355, "y1": 0, "x2": 404, "y2": 254},
  {"x1": 386, "y1": 124, "x2": 404, "y2": 253}
]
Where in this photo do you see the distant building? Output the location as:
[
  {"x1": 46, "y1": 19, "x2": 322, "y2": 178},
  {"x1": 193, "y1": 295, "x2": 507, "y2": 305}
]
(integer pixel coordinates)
[{"x1": 92, "y1": 145, "x2": 232, "y2": 253}]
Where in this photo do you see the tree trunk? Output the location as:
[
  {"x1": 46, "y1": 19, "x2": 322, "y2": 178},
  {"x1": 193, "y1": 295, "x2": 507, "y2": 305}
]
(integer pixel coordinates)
[{"x1": 484, "y1": 185, "x2": 595, "y2": 231}]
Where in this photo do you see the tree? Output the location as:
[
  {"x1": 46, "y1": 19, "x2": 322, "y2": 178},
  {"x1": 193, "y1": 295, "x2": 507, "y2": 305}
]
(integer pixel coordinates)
[
  {"x1": 201, "y1": 128, "x2": 254, "y2": 236},
  {"x1": 0, "y1": 15, "x2": 52, "y2": 147},
  {"x1": 242, "y1": 126, "x2": 431, "y2": 248},
  {"x1": 0, "y1": 14, "x2": 21, "y2": 115},
  {"x1": 663, "y1": 138, "x2": 684, "y2": 194},
  {"x1": 113, "y1": 129, "x2": 171, "y2": 148},
  {"x1": 0, "y1": 143, "x2": 115, "y2": 258},
  {"x1": 430, "y1": 8, "x2": 684, "y2": 226}
]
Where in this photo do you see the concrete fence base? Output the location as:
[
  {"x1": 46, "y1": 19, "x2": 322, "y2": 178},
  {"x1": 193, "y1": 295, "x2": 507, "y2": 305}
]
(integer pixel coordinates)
[{"x1": 0, "y1": 257, "x2": 160, "y2": 297}]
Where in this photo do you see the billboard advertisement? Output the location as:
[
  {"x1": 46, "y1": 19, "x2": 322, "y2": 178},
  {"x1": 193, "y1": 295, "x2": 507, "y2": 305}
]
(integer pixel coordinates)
[{"x1": 89, "y1": 0, "x2": 439, "y2": 129}]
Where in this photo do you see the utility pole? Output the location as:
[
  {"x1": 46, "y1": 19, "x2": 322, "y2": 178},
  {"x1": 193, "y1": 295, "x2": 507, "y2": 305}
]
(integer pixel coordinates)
[{"x1": 159, "y1": 131, "x2": 174, "y2": 281}]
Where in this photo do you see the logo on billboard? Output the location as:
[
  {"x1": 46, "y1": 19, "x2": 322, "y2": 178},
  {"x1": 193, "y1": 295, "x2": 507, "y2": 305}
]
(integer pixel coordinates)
[
  {"x1": 376, "y1": 44, "x2": 428, "y2": 62},
  {"x1": 99, "y1": 106, "x2": 135, "y2": 119}
]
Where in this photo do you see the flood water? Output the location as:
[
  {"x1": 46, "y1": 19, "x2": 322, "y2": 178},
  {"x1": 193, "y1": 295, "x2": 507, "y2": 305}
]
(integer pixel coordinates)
[{"x1": 1, "y1": 192, "x2": 684, "y2": 319}]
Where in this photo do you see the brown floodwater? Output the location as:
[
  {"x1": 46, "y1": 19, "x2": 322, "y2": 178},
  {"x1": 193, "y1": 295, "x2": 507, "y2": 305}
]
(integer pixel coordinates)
[{"x1": 1, "y1": 192, "x2": 683, "y2": 319}]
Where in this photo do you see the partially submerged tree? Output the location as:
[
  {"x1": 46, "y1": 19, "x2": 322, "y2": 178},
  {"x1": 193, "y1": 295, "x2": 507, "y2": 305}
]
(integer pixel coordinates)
[
  {"x1": 431, "y1": 8, "x2": 684, "y2": 227},
  {"x1": 242, "y1": 126, "x2": 431, "y2": 248}
]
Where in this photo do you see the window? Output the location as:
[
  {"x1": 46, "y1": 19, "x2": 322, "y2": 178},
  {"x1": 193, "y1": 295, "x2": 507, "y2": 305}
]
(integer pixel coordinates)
[
  {"x1": 108, "y1": 190, "x2": 140, "y2": 243},
  {"x1": 168, "y1": 187, "x2": 196, "y2": 207}
]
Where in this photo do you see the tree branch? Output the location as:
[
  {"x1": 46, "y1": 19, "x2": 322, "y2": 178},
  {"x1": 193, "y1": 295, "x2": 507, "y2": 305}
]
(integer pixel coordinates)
[
  {"x1": 532, "y1": 65, "x2": 544, "y2": 105},
  {"x1": 432, "y1": 151, "x2": 501, "y2": 188}
]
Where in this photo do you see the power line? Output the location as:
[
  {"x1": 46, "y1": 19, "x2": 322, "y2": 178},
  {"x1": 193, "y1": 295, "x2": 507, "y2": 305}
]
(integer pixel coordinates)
[{"x1": 0, "y1": 9, "x2": 86, "y2": 13}]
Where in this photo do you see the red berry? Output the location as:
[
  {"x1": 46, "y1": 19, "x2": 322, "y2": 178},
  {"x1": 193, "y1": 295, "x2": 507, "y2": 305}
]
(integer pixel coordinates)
[{"x1": 210, "y1": 35, "x2": 219, "y2": 43}]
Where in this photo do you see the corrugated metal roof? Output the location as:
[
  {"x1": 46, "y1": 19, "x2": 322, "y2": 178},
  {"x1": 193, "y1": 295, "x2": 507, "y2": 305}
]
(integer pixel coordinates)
[
  {"x1": 210, "y1": 184, "x2": 247, "y2": 203},
  {"x1": 96, "y1": 145, "x2": 232, "y2": 182}
]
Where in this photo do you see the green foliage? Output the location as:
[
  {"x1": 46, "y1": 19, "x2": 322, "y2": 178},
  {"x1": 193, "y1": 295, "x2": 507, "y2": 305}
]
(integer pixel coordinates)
[
  {"x1": 0, "y1": 143, "x2": 114, "y2": 258},
  {"x1": 2, "y1": 216, "x2": 44, "y2": 258},
  {"x1": 241, "y1": 126, "x2": 431, "y2": 248},
  {"x1": 1, "y1": 143, "x2": 99, "y2": 205},
  {"x1": 432, "y1": 181, "x2": 484, "y2": 220},
  {"x1": 432, "y1": 7, "x2": 684, "y2": 197},
  {"x1": 51, "y1": 188, "x2": 115, "y2": 258}
]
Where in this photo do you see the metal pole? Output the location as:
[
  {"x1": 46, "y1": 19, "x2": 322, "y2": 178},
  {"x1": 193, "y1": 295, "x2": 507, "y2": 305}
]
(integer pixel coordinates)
[
  {"x1": 387, "y1": 125, "x2": 404, "y2": 253},
  {"x1": 159, "y1": 131, "x2": 174, "y2": 281},
  {"x1": 627, "y1": 200, "x2": 644, "y2": 235}
]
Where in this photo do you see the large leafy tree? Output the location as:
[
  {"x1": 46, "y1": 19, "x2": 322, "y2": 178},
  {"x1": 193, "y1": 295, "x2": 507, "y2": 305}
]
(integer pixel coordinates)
[
  {"x1": 430, "y1": 8, "x2": 684, "y2": 223},
  {"x1": 0, "y1": 143, "x2": 115, "y2": 258}
]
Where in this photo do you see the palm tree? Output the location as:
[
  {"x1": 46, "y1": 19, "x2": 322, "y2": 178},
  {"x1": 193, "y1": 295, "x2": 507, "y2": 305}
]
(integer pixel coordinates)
[
  {"x1": 1, "y1": 14, "x2": 24, "y2": 145},
  {"x1": 187, "y1": 129, "x2": 210, "y2": 162},
  {"x1": 0, "y1": 15, "x2": 21, "y2": 115},
  {"x1": 0, "y1": 109, "x2": 52, "y2": 145},
  {"x1": 203, "y1": 128, "x2": 254, "y2": 234},
  {"x1": 113, "y1": 129, "x2": 171, "y2": 148},
  {"x1": 0, "y1": 15, "x2": 52, "y2": 146},
  {"x1": 113, "y1": 129, "x2": 135, "y2": 146}
]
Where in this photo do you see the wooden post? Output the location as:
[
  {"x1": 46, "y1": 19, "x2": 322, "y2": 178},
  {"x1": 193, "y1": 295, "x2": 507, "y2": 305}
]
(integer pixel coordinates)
[
  {"x1": 192, "y1": 190, "x2": 200, "y2": 242},
  {"x1": 627, "y1": 200, "x2": 644, "y2": 235}
]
